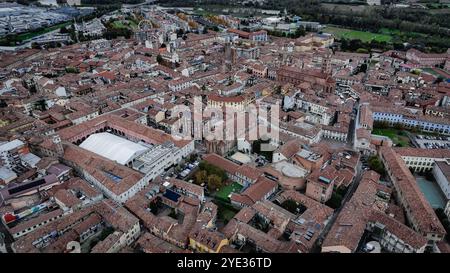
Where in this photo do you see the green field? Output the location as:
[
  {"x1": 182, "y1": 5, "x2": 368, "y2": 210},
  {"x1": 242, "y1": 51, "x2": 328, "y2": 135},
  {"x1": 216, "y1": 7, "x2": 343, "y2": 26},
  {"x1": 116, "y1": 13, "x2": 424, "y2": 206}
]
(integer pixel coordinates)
[
  {"x1": 322, "y1": 26, "x2": 392, "y2": 43},
  {"x1": 112, "y1": 20, "x2": 138, "y2": 30},
  {"x1": 379, "y1": 28, "x2": 428, "y2": 42},
  {"x1": 21, "y1": 22, "x2": 72, "y2": 41},
  {"x1": 215, "y1": 182, "x2": 243, "y2": 201},
  {"x1": 422, "y1": 67, "x2": 450, "y2": 79},
  {"x1": 372, "y1": 128, "x2": 411, "y2": 147},
  {"x1": 0, "y1": 21, "x2": 72, "y2": 46}
]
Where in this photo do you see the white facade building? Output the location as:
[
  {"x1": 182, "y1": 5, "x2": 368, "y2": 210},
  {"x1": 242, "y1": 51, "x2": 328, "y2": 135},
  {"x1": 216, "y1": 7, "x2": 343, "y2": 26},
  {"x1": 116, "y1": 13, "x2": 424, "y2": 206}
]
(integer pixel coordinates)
[{"x1": 432, "y1": 161, "x2": 450, "y2": 200}]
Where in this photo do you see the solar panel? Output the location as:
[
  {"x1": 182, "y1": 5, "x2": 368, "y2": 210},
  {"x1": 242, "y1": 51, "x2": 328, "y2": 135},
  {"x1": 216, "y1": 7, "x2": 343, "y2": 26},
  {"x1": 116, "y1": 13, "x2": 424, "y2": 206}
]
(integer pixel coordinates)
[
  {"x1": 318, "y1": 176, "x2": 331, "y2": 184},
  {"x1": 163, "y1": 189, "x2": 181, "y2": 202},
  {"x1": 8, "y1": 179, "x2": 46, "y2": 195}
]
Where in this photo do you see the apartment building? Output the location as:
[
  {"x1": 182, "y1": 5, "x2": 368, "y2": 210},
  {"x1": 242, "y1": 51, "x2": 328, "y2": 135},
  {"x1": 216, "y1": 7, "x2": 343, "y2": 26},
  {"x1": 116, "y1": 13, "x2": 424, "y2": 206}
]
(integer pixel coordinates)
[{"x1": 372, "y1": 106, "x2": 450, "y2": 135}]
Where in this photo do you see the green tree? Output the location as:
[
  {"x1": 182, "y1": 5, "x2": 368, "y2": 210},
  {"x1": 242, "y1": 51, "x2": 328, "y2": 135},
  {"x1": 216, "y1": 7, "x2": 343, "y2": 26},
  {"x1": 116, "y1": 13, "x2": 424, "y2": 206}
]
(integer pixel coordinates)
[
  {"x1": 31, "y1": 42, "x2": 41, "y2": 49},
  {"x1": 199, "y1": 161, "x2": 227, "y2": 181},
  {"x1": 156, "y1": 54, "x2": 163, "y2": 64},
  {"x1": 294, "y1": 26, "x2": 306, "y2": 38},
  {"x1": 176, "y1": 28, "x2": 184, "y2": 37},
  {"x1": 65, "y1": 66, "x2": 79, "y2": 73},
  {"x1": 0, "y1": 99, "x2": 7, "y2": 108},
  {"x1": 356, "y1": 48, "x2": 369, "y2": 54},
  {"x1": 325, "y1": 193, "x2": 343, "y2": 209},
  {"x1": 148, "y1": 201, "x2": 158, "y2": 213},
  {"x1": 188, "y1": 153, "x2": 197, "y2": 163},
  {"x1": 195, "y1": 170, "x2": 208, "y2": 185},
  {"x1": 368, "y1": 156, "x2": 386, "y2": 176},
  {"x1": 207, "y1": 174, "x2": 222, "y2": 191}
]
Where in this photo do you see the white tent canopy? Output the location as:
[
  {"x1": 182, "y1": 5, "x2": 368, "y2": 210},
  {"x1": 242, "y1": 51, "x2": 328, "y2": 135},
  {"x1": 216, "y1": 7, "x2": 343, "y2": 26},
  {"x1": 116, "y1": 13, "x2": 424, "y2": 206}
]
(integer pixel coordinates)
[{"x1": 80, "y1": 133, "x2": 149, "y2": 165}]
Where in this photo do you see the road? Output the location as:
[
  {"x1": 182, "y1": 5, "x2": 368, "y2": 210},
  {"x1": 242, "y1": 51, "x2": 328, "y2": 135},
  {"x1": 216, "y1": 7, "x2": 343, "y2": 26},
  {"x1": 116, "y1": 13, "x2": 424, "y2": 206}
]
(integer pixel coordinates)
[
  {"x1": 406, "y1": 131, "x2": 420, "y2": 148},
  {"x1": 349, "y1": 100, "x2": 361, "y2": 149},
  {"x1": 310, "y1": 99, "x2": 364, "y2": 252}
]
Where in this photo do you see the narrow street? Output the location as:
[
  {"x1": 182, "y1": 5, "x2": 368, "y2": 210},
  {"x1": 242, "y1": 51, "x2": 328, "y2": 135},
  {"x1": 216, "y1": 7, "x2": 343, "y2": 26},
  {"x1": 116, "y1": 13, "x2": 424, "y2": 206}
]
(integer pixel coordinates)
[
  {"x1": 350, "y1": 100, "x2": 361, "y2": 149},
  {"x1": 313, "y1": 160, "x2": 364, "y2": 252},
  {"x1": 0, "y1": 221, "x2": 13, "y2": 253}
]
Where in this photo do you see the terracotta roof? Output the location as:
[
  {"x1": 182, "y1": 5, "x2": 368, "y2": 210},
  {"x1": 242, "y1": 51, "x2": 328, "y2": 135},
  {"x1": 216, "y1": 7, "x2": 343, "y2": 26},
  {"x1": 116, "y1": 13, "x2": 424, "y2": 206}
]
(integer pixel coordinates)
[
  {"x1": 63, "y1": 144, "x2": 144, "y2": 196},
  {"x1": 369, "y1": 210, "x2": 427, "y2": 249},
  {"x1": 136, "y1": 232, "x2": 186, "y2": 253},
  {"x1": 207, "y1": 94, "x2": 246, "y2": 103},
  {"x1": 322, "y1": 172, "x2": 379, "y2": 252},
  {"x1": 380, "y1": 147, "x2": 446, "y2": 236},
  {"x1": 202, "y1": 153, "x2": 240, "y2": 174},
  {"x1": 236, "y1": 177, "x2": 277, "y2": 204},
  {"x1": 394, "y1": 147, "x2": 450, "y2": 159}
]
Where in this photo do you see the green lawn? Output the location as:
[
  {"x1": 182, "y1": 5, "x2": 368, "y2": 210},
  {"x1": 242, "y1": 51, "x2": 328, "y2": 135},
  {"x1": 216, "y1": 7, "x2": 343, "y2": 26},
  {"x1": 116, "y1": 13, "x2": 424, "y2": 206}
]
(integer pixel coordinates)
[
  {"x1": 215, "y1": 182, "x2": 243, "y2": 201},
  {"x1": 372, "y1": 128, "x2": 411, "y2": 147},
  {"x1": 21, "y1": 22, "x2": 72, "y2": 41},
  {"x1": 422, "y1": 67, "x2": 442, "y2": 77},
  {"x1": 379, "y1": 28, "x2": 428, "y2": 41},
  {"x1": 422, "y1": 67, "x2": 450, "y2": 79},
  {"x1": 111, "y1": 20, "x2": 138, "y2": 30},
  {"x1": 323, "y1": 26, "x2": 392, "y2": 43}
]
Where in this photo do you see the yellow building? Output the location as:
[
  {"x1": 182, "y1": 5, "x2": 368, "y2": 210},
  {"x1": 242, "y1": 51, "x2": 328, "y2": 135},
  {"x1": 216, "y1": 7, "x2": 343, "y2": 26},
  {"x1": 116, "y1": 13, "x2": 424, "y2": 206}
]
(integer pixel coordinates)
[
  {"x1": 207, "y1": 94, "x2": 248, "y2": 111},
  {"x1": 189, "y1": 227, "x2": 229, "y2": 253}
]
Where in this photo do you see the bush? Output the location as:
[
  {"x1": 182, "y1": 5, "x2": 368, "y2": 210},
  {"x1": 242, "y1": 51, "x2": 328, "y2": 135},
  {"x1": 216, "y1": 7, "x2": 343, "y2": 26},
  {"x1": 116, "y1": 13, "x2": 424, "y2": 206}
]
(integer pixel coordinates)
[
  {"x1": 65, "y1": 66, "x2": 79, "y2": 73},
  {"x1": 156, "y1": 54, "x2": 163, "y2": 64},
  {"x1": 336, "y1": 186, "x2": 348, "y2": 197},
  {"x1": 368, "y1": 155, "x2": 386, "y2": 176},
  {"x1": 195, "y1": 170, "x2": 208, "y2": 185},
  {"x1": 326, "y1": 193, "x2": 343, "y2": 209},
  {"x1": 199, "y1": 161, "x2": 227, "y2": 181},
  {"x1": 373, "y1": 121, "x2": 390, "y2": 129},
  {"x1": 207, "y1": 174, "x2": 222, "y2": 191},
  {"x1": 356, "y1": 48, "x2": 369, "y2": 54}
]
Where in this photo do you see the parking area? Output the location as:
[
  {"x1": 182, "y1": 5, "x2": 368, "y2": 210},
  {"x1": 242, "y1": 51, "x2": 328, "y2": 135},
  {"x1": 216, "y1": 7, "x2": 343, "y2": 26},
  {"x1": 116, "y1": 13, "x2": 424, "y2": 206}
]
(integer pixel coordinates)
[
  {"x1": 177, "y1": 161, "x2": 200, "y2": 180},
  {"x1": 415, "y1": 134, "x2": 450, "y2": 149},
  {"x1": 360, "y1": 155, "x2": 370, "y2": 171}
]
